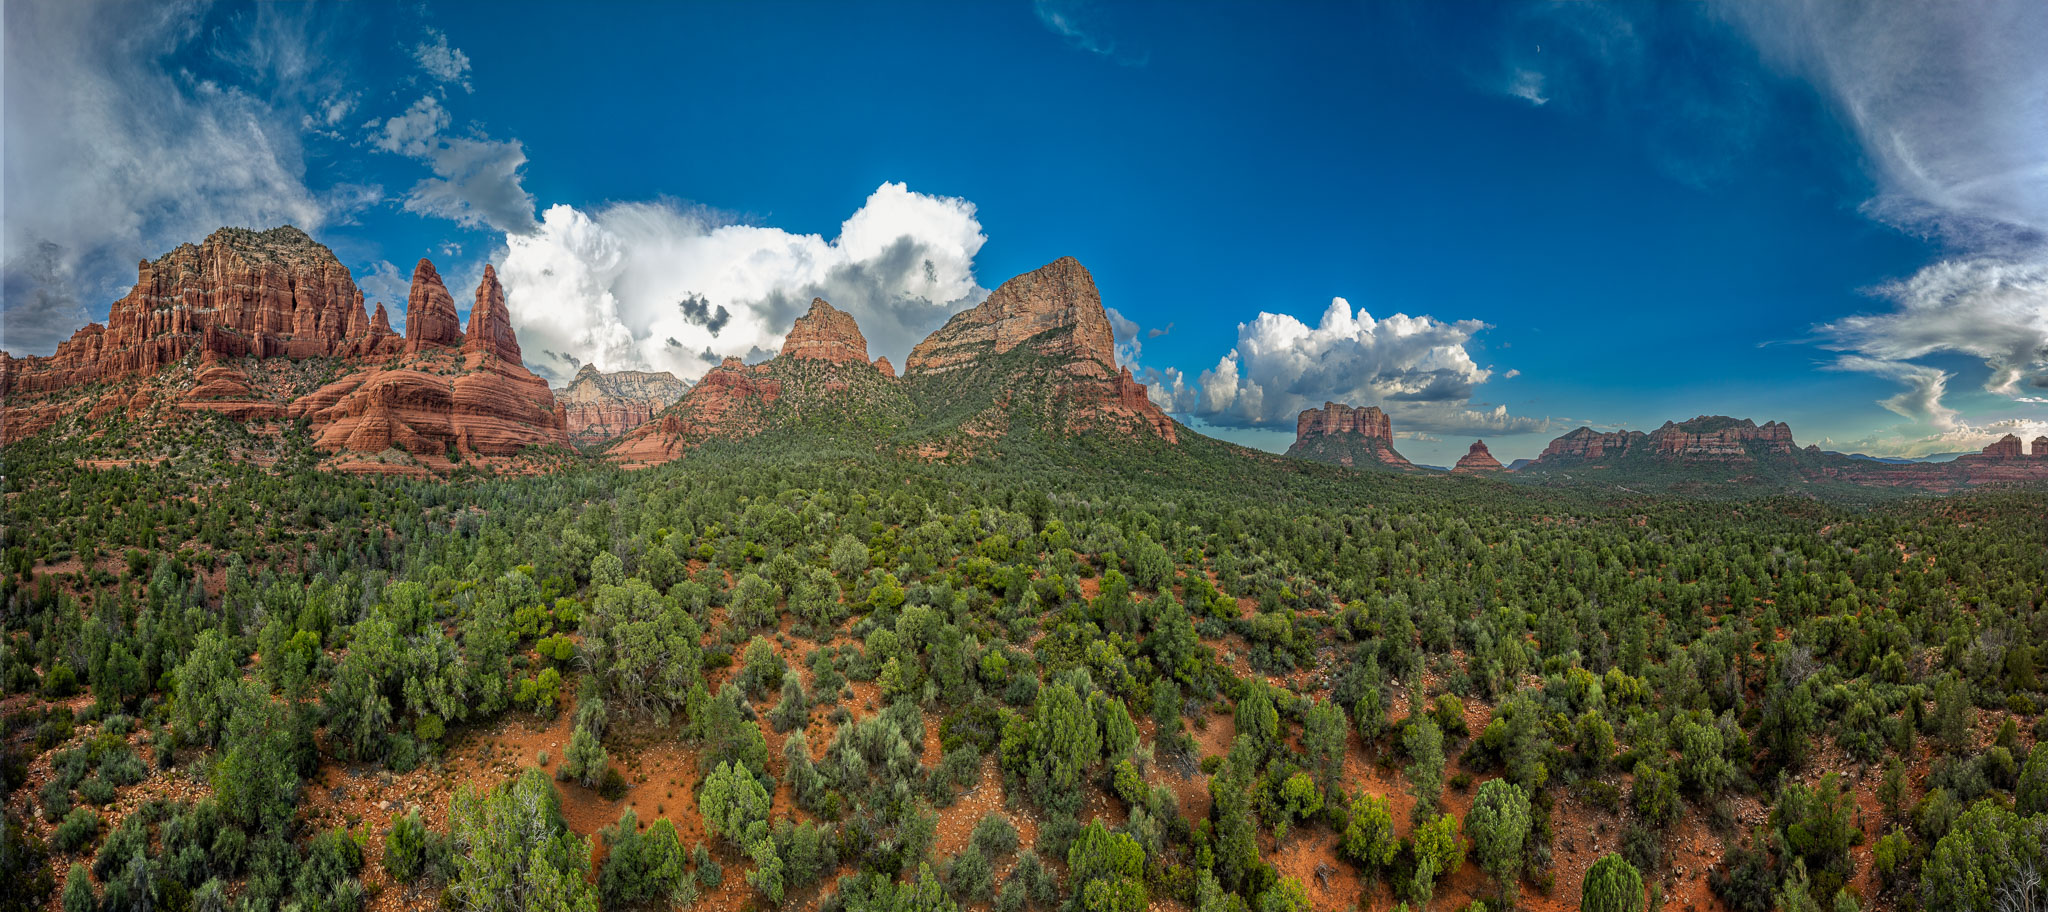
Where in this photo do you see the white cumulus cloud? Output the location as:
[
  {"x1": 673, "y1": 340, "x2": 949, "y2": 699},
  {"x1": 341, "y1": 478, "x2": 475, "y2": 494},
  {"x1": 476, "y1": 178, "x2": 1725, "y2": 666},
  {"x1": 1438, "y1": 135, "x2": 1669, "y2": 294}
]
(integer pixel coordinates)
[
  {"x1": 1145, "y1": 297, "x2": 1543, "y2": 436},
  {"x1": 497, "y1": 182, "x2": 987, "y2": 384}
]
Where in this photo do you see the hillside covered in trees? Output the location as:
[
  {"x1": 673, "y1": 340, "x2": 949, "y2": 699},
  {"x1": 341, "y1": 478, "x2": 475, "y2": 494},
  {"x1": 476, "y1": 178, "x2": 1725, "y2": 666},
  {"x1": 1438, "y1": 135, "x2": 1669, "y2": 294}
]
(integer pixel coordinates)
[{"x1": 2, "y1": 416, "x2": 2045, "y2": 912}]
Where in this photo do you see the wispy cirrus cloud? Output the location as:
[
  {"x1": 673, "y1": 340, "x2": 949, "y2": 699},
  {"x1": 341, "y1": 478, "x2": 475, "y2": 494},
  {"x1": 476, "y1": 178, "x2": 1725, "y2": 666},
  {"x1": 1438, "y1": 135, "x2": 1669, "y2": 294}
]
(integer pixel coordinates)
[
  {"x1": 1709, "y1": 0, "x2": 2048, "y2": 449},
  {"x1": 1034, "y1": 0, "x2": 1148, "y2": 66}
]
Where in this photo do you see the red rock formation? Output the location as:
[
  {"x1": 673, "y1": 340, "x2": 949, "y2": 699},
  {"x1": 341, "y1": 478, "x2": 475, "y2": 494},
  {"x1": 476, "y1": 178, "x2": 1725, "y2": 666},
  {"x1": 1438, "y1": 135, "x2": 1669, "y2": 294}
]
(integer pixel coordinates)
[
  {"x1": 1974, "y1": 433, "x2": 2026, "y2": 460},
  {"x1": 781, "y1": 298, "x2": 870, "y2": 364},
  {"x1": 300, "y1": 265, "x2": 568, "y2": 465},
  {"x1": 1297, "y1": 401, "x2": 1393, "y2": 441},
  {"x1": 1538, "y1": 427, "x2": 1648, "y2": 461},
  {"x1": 1288, "y1": 401, "x2": 1410, "y2": 467},
  {"x1": 1536, "y1": 417, "x2": 1797, "y2": 466},
  {"x1": 2034, "y1": 436, "x2": 2048, "y2": 457},
  {"x1": 2, "y1": 226, "x2": 372, "y2": 394},
  {"x1": 1, "y1": 228, "x2": 569, "y2": 473},
  {"x1": 403, "y1": 259, "x2": 464, "y2": 352},
  {"x1": 1647, "y1": 417, "x2": 1795, "y2": 460},
  {"x1": 606, "y1": 357, "x2": 783, "y2": 466},
  {"x1": 552, "y1": 364, "x2": 694, "y2": 445},
  {"x1": 904, "y1": 256, "x2": 1177, "y2": 443},
  {"x1": 1453, "y1": 439, "x2": 1504, "y2": 473},
  {"x1": 874, "y1": 356, "x2": 896, "y2": 379},
  {"x1": 461, "y1": 265, "x2": 520, "y2": 363},
  {"x1": 906, "y1": 256, "x2": 1117, "y2": 374}
]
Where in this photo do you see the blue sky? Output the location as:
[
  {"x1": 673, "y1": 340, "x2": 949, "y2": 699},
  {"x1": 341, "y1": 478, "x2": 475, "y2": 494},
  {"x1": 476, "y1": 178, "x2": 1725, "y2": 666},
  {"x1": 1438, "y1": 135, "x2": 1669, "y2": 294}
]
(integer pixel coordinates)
[{"x1": 5, "y1": 0, "x2": 2045, "y2": 465}]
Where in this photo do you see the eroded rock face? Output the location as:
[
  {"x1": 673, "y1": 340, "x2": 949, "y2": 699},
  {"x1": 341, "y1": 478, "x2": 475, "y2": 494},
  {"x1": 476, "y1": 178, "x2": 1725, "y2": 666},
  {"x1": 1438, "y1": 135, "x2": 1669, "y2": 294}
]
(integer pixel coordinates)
[
  {"x1": 2, "y1": 227, "x2": 569, "y2": 474},
  {"x1": 607, "y1": 357, "x2": 783, "y2": 467},
  {"x1": 1287, "y1": 401, "x2": 1410, "y2": 468},
  {"x1": 304, "y1": 266, "x2": 568, "y2": 464},
  {"x1": 904, "y1": 256, "x2": 1176, "y2": 443},
  {"x1": 1537, "y1": 416, "x2": 1796, "y2": 466},
  {"x1": 1538, "y1": 427, "x2": 1647, "y2": 461},
  {"x1": 1454, "y1": 439, "x2": 1504, "y2": 473},
  {"x1": 781, "y1": 298, "x2": 870, "y2": 364},
  {"x1": 552, "y1": 364, "x2": 694, "y2": 445},
  {"x1": 403, "y1": 259, "x2": 464, "y2": 352},
  {"x1": 609, "y1": 258, "x2": 1180, "y2": 468},
  {"x1": 1972, "y1": 433, "x2": 2026, "y2": 460},
  {"x1": 461, "y1": 265, "x2": 520, "y2": 363},
  {"x1": 1648, "y1": 417, "x2": 1795, "y2": 460},
  {"x1": 1297, "y1": 402, "x2": 1392, "y2": 442},
  {"x1": 3, "y1": 226, "x2": 369, "y2": 394},
  {"x1": 905, "y1": 256, "x2": 1118, "y2": 374}
]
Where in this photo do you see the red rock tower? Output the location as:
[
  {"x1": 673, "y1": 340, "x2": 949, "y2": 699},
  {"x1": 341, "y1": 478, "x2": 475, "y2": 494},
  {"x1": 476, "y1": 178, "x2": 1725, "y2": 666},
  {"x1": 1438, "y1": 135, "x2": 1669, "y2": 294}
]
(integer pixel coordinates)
[{"x1": 404, "y1": 259, "x2": 464, "y2": 352}]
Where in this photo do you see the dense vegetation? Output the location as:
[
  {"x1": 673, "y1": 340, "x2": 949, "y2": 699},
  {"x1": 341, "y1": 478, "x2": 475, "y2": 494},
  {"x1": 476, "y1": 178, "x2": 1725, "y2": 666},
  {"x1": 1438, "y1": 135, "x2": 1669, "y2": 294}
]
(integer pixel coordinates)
[{"x1": 2, "y1": 418, "x2": 2044, "y2": 912}]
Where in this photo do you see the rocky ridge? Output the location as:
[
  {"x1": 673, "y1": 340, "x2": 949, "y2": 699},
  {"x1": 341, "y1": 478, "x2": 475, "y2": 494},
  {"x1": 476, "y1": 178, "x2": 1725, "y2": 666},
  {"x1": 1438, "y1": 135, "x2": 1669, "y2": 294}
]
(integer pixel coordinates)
[
  {"x1": 905, "y1": 256, "x2": 1176, "y2": 443},
  {"x1": 608, "y1": 256, "x2": 1180, "y2": 467},
  {"x1": 1534, "y1": 416, "x2": 1795, "y2": 465}
]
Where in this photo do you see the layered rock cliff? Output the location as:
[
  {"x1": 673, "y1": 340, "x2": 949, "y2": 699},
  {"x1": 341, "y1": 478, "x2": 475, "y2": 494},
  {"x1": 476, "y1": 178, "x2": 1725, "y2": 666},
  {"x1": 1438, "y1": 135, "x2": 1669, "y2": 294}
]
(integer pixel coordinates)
[
  {"x1": 1453, "y1": 440, "x2": 1504, "y2": 473},
  {"x1": 3, "y1": 226, "x2": 370, "y2": 396},
  {"x1": 1284, "y1": 402, "x2": 1411, "y2": 469},
  {"x1": 552, "y1": 365, "x2": 693, "y2": 445},
  {"x1": 403, "y1": 259, "x2": 464, "y2": 352},
  {"x1": 781, "y1": 298, "x2": 871, "y2": 364},
  {"x1": 461, "y1": 265, "x2": 520, "y2": 363},
  {"x1": 904, "y1": 256, "x2": 1177, "y2": 443},
  {"x1": 1, "y1": 227, "x2": 568, "y2": 474},
  {"x1": 294, "y1": 262, "x2": 567, "y2": 471},
  {"x1": 1534, "y1": 417, "x2": 1796, "y2": 466}
]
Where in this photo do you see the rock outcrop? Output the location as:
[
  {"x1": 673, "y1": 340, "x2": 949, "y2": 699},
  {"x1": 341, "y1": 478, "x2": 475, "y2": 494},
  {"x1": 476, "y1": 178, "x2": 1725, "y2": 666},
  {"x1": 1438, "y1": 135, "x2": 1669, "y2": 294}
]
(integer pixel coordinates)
[
  {"x1": 903, "y1": 256, "x2": 1176, "y2": 443},
  {"x1": 403, "y1": 259, "x2": 464, "y2": 352},
  {"x1": 552, "y1": 364, "x2": 694, "y2": 445},
  {"x1": 1534, "y1": 417, "x2": 1796, "y2": 466},
  {"x1": 610, "y1": 260, "x2": 1183, "y2": 468},
  {"x1": 606, "y1": 357, "x2": 786, "y2": 467},
  {"x1": 2, "y1": 226, "x2": 369, "y2": 395},
  {"x1": 1538, "y1": 427, "x2": 1648, "y2": 462},
  {"x1": 461, "y1": 265, "x2": 520, "y2": 363},
  {"x1": 1285, "y1": 402, "x2": 1411, "y2": 468},
  {"x1": 905, "y1": 256, "x2": 1117, "y2": 375},
  {"x1": 298, "y1": 265, "x2": 567, "y2": 467},
  {"x1": 2036, "y1": 436, "x2": 2048, "y2": 457},
  {"x1": 1968, "y1": 433, "x2": 2026, "y2": 461},
  {"x1": 1453, "y1": 440, "x2": 1504, "y2": 473},
  {"x1": 1648, "y1": 417, "x2": 1795, "y2": 460},
  {"x1": 781, "y1": 298, "x2": 871, "y2": 364},
  {"x1": 1, "y1": 226, "x2": 569, "y2": 474}
]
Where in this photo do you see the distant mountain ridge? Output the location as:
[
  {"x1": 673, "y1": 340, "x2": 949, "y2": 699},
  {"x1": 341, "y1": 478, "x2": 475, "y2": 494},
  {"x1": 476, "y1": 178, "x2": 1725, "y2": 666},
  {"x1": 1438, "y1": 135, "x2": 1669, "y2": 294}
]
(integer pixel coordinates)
[
  {"x1": 1517, "y1": 417, "x2": 2048, "y2": 493},
  {"x1": 552, "y1": 364, "x2": 693, "y2": 445},
  {"x1": 604, "y1": 260, "x2": 1180, "y2": 467}
]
